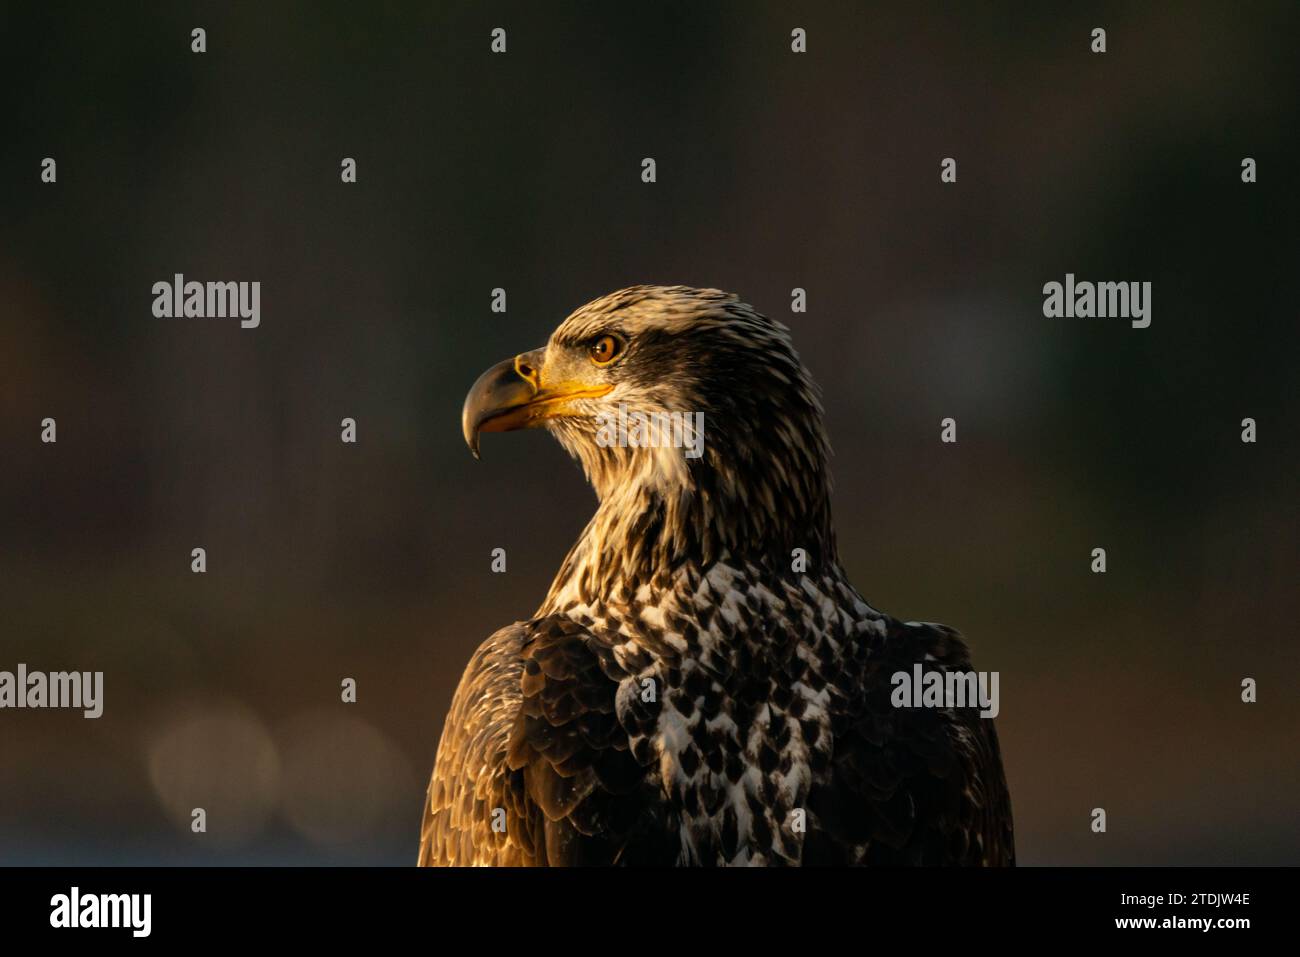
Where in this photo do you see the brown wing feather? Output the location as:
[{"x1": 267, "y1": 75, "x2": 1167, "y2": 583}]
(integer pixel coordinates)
[
  {"x1": 419, "y1": 622, "x2": 532, "y2": 865},
  {"x1": 805, "y1": 618, "x2": 1015, "y2": 866},
  {"x1": 419, "y1": 617, "x2": 675, "y2": 866}
]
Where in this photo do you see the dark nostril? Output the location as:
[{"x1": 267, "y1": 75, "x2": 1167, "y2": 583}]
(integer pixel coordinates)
[{"x1": 514, "y1": 354, "x2": 539, "y2": 386}]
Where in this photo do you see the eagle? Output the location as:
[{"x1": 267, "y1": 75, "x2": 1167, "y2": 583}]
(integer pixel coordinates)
[{"x1": 419, "y1": 285, "x2": 1014, "y2": 866}]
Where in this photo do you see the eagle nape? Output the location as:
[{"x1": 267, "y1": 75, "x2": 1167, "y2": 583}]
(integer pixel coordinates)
[{"x1": 422, "y1": 284, "x2": 1014, "y2": 867}]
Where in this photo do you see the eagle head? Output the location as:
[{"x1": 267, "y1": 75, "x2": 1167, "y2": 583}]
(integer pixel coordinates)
[{"x1": 462, "y1": 285, "x2": 836, "y2": 595}]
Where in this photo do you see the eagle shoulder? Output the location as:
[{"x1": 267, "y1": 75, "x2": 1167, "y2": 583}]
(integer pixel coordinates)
[
  {"x1": 419, "y1": 621, "x2": 528, "y2": 865},
  {"x1": 419, "y1": 616, "x2": 675, "y2": 866}
]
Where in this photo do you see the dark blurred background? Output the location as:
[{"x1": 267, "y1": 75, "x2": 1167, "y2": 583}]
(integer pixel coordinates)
[{"x1": 1, "y1": 1, "x2": 1297, "y2": 864}]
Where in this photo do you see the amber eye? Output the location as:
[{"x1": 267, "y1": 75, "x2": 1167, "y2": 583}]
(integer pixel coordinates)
[{"x1": 588, "y1": 334, "x2": 622, "y2": 365}]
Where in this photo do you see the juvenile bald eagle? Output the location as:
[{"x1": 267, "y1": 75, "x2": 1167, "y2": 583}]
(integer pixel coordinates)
[{"x1": 420, "y1": 286, "x2": 1014, "y2": 866}]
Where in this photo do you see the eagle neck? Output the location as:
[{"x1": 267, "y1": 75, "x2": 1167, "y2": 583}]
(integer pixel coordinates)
[{"x1": 538, "y1": 450, "x2": 836, "y2": 615}]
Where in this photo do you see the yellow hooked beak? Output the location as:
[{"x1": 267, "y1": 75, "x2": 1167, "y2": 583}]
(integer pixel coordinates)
[{"x1": 461, "y1": 348, "x2": 613, "y2": 458}]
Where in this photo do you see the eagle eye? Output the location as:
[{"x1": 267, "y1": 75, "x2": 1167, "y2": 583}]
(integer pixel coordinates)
[{"x1": 588, "y1": 334, "x2": 623, "y2": 366}]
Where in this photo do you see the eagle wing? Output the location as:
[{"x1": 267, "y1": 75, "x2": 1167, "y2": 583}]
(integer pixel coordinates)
[
  {"x1": 806, "y1": 618, "x2": 1016, "y2": 866},
  {"x1": 419, "y1": 616, "x2": 674, "y2": 866},
  {"x1": 422, "y1": 614, "x2": 1012, "y2": 866}
]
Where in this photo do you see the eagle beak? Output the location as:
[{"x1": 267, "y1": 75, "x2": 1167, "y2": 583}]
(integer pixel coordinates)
[{"x1": 461, "y1": 348, "x2": 612, "y2": 458}]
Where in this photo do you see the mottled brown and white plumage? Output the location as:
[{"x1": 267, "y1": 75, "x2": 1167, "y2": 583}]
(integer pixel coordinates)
[{"x1": 419, "y1": 285, "x2": 1014, "y2": 866}]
